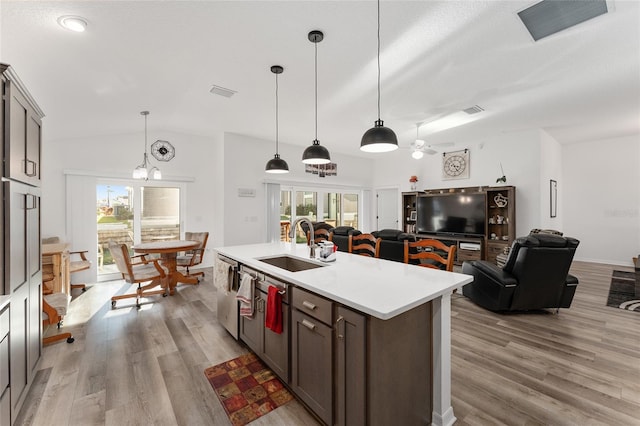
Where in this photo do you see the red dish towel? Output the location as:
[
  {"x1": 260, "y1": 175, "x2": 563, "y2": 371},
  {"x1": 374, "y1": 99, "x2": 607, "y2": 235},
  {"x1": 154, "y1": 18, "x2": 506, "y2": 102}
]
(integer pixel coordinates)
[{"x1": 265, "y1": 285, "x2": 283, "y2": 334}]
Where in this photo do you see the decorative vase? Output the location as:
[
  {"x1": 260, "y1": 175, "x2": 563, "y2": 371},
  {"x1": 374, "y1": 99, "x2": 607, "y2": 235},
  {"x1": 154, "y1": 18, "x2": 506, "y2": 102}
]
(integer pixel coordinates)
[{"x1": 411, "y1": 182, "x2": 417, "y2": 191}]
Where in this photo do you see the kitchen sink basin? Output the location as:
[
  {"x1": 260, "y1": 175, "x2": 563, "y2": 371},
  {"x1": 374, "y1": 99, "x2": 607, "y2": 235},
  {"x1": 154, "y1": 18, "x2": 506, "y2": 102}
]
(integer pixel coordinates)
[{"x1": 257, "y1": 255, "x2": 325, "y2": 272}]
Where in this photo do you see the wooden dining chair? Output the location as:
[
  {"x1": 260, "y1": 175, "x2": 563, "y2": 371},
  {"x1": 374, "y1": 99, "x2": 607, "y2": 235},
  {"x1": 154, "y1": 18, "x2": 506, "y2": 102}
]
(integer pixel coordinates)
[
  {"x1": 42, "y1": 273, "x2": 74, "y2": 345},
  {"x1": 404, "y1": 239, "x2": 456, "y2": 271},
  {"x1": 176, "y1": 231, "x2": 209, "y2": 282},
  {"x1": 108, "y1": 241, "x2": 169, "y2": 309},
  {"x1": 349, "y1": 233, "x2": 380, "y2": 257}
]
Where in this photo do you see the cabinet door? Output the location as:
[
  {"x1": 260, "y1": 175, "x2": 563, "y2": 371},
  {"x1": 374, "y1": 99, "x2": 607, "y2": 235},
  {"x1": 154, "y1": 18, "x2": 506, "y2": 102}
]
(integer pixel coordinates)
[
  {"x1": 262, "y1": 293, "x2": 289, "y2": 382},
  {"x1": 335, "y1": 306, "x2": 366, "y2": 426},
  {"x1": 10, "y1": 283, "x2": 28, "y2": 412},
  {"x1": 291, "y1": 309, "x2": 333, "y2": 425},
  {"x1": 5, "y1": 80, "x2": 41, "y2": 185},
  {"x1": 239, "y1": 293, "x2": 263, "y2": 354},
  {"x1": 5, "y1": 182, "x2": 28, "y2": 294}
]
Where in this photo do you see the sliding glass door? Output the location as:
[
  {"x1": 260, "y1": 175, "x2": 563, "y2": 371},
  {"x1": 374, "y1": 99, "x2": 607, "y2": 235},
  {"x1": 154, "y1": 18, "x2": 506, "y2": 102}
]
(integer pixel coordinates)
[{"x1": 97, "y1": 181, "x2": 181, "y2": 281}]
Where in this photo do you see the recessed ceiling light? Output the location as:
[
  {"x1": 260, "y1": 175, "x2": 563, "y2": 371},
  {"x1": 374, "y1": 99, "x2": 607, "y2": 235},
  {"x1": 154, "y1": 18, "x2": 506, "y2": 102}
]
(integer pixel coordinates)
[{"x1": 57, "y1": 16, "x2": 88, "y2": 33}]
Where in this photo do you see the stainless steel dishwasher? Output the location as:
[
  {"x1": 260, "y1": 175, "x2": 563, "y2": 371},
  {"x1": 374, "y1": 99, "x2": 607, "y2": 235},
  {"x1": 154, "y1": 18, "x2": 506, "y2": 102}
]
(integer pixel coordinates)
[{"x1": 216, "y1": 254, "x2": 239, "y2": 339}]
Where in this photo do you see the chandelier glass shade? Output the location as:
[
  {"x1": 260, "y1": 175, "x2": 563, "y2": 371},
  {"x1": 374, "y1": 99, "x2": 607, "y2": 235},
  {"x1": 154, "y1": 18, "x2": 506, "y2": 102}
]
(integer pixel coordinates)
[
  {"x1": 133, "y1": 111, "x2": 161, "y2": 180},
  {"x1": 266, "y1": 65, "x2": 289, "y2": 174},
  {"x1": 302, "y1": 30, "x2": 331, "y2": 165}
]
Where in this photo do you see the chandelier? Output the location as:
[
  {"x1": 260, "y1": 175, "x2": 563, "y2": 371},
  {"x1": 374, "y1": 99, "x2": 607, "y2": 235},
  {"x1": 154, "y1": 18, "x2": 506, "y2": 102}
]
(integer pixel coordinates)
[{"x1": 132, "y1": 111, "x2": 161, "y2": 180}]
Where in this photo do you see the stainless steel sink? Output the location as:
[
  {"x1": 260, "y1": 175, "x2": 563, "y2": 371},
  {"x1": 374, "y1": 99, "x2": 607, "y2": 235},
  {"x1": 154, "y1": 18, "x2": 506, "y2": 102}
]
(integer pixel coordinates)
[{"x1": 257, "y1": 255, "x2": 325, "y2": 272}]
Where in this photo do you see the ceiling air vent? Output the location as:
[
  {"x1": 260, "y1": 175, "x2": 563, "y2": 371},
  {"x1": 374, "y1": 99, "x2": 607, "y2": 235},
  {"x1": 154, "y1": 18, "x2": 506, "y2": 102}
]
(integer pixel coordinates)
[
  {"x1": 209, "y1": 85, "x2": 237, "y2": 98},
  {"x1": 518, "y1": 0, "x2": 608, "y2": 41},
  {"x1": 463, "y1": 105, "x2": 484, "y2": 115}
]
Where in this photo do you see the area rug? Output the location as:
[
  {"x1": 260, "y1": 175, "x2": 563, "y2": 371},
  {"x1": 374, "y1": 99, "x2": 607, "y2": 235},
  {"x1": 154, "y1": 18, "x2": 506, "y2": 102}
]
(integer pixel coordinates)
[
  {"x1": 606, "y1": 270, "x2": 639, "y2": 312},
  {"x1": 204, "y1": 352, "x2": 293, "y2": 425}
]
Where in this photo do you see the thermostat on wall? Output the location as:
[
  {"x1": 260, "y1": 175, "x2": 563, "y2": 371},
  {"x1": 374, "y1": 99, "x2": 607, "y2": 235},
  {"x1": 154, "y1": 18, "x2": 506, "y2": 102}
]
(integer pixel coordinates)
[{"x1": 238, "y1": 188, "x2": 256, "y2": 197}]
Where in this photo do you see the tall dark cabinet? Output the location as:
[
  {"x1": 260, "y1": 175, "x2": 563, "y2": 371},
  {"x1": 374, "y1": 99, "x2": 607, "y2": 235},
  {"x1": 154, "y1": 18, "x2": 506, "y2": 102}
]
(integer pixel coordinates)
[{"x1": 1, "y1": 63, "x2": 44, "y2": 424}]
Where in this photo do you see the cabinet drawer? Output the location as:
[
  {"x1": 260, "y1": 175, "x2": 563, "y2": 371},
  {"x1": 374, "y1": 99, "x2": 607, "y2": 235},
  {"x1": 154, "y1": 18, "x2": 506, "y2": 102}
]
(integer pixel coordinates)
[
  {"x1": 457, "y1": 249, "x2": 481, "y2": 262},
  {"x1": 293, "y1": 288, "x2": 332, "y2": 325},
  {"x1": 0, "y1": 308, "x2": 8, "y2": 338}
]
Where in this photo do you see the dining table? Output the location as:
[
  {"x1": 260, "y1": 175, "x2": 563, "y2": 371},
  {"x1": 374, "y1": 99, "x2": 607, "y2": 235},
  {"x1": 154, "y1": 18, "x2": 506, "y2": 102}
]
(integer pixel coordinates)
[{"x1": 133, "y1": 240, "x2": 200, "y2": 295}]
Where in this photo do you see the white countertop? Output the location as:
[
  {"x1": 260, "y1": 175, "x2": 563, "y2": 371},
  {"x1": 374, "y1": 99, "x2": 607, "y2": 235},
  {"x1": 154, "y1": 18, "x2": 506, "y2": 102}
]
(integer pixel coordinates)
[{"x1": 215, "y1": 242, "x2": 473, "y2": 320}]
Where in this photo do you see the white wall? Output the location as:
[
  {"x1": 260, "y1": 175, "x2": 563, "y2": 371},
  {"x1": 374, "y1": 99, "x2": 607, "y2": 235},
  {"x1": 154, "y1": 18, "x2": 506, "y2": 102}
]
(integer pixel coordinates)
[
  {"x1": 222, "y1": 132, "x2": 374, "y2": 246},
  {"x1": 372, "y1": 129, "x2": 543, "y2": 238},
  {"x1": 563, "y1": 134, "x2": 640, "y2": 265},
  {"x1": 539, "y1": 130, "x2": 564, "y2": 231},
  {"x1": 42, "y1": 129, "x2": 221, "y2": 279}
]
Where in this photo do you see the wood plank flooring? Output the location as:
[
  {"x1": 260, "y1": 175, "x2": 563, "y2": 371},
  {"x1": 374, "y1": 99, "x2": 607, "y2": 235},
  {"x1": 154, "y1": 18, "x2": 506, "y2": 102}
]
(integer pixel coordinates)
[{"x1": 16, "y1": 261, "x2": 640, "y2": 425}]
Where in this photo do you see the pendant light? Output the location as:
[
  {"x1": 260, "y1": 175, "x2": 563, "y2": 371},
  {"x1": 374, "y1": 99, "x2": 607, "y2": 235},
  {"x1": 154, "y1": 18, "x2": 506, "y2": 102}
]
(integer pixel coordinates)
[
  {"x1": 302, "y1": 30, "x2": 331, "y2": 165},
  {"x1": 265, "y1": 65, "x2": 290, "y2": 174},
  {"x1": 360, "y1": 0, "x2": 398, "y2": 153},
  {"x1": 133, "y1": 111, "x2": 161, "y2": 180}
]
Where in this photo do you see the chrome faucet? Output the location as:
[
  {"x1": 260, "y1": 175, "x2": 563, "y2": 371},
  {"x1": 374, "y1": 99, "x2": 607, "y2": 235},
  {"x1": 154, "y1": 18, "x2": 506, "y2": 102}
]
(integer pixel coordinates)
[{"x1": 290, "y1": 217, "x2": 316, "y2": 258}]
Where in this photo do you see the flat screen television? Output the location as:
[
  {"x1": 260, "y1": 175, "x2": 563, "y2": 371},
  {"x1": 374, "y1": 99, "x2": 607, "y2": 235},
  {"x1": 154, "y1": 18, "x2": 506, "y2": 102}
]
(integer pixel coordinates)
[{"x1": 416, "y1": 193, "x2": 486, "y2": 237}]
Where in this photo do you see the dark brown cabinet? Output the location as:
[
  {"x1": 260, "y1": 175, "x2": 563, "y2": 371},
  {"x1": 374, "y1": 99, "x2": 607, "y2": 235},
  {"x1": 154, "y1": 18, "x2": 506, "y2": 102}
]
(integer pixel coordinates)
[
  {"x1": 239, "y1": 271, "x2": 290, "y2": 382},
  {"x1": 2, "y1": 65, "x2": 43, "y2": 187},
  {"x1": 1, "y1": 63, "x2": 44, "y2": 425},
  {"x1": 291, "y1": 287, "x2": 333, "y2": 425},
  {"x1": 334, "y1": 306, "x2": 366, "y2": 426}
]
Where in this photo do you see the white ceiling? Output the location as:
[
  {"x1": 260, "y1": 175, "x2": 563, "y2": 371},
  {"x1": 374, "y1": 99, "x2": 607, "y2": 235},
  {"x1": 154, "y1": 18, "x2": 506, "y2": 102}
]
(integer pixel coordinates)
[{"x1": 2, "y1": 1, "x2": 639, "y2": 158}]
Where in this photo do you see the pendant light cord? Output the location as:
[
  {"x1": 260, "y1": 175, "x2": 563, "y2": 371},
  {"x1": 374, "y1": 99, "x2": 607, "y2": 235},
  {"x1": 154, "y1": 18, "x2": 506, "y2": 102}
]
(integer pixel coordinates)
[
  {"x1": 144, "y1": 113, "x2": 148, "y2": 159},
  {"x1": 315, "y1": 39, "x2": 318, "y2": 141},
  {"x1": 377, "y1": 0, "x2": 381, "y2": 121},
  {"x1": 275, "y1": 72, "x2": 279, "y2": 154}
]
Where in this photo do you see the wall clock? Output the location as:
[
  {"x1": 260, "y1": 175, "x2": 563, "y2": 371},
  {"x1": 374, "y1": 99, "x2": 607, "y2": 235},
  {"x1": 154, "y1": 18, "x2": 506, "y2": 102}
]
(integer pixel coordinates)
[
  {"x1": 442, "y1": 149, "x2": 470, "y2": 180},
  {"x1": 151, "y1": 140, "x2": 175, "y2": 162}
]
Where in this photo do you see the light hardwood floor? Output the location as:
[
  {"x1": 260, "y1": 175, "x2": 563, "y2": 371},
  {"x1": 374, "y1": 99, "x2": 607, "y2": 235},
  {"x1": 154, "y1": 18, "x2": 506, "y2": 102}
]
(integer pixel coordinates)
[{"x1": 16, "y1": 261, "x2": 640, "y2": 425}]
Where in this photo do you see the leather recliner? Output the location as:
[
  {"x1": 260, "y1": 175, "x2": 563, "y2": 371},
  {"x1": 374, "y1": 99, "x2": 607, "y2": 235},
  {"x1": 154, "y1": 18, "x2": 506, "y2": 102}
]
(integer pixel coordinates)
[
  {"x1": 371, "y1": 229, "x2": 416, "y2": 263},
  {"x1": 329, "y1": 226, "x2": 361, "y2": 253},
  {"x1": 462, "y1": 233, "x2": 580, "y2": 312}
]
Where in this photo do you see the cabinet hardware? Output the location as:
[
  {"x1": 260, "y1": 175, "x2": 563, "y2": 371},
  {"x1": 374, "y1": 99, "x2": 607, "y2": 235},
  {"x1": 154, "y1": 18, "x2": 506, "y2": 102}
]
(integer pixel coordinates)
[
  {"x1": 301, "y1": 319, "x2": 316, "y2": 331},
  {"x1": 25, "y1": 159, "x2": 37, "y2": 177},
  {"x1": 302, "y1": 301, "x2": 317, "y2": 310},
  {"x1": 335, "y1": 316, "x2": 344, "y2": 340}
]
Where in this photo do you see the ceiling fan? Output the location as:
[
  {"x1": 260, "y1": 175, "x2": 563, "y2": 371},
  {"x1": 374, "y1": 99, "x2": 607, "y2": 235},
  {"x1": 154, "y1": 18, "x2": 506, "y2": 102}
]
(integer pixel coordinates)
[{"x1": 409, "y1": 123, "x2": 453, "y2": 159}]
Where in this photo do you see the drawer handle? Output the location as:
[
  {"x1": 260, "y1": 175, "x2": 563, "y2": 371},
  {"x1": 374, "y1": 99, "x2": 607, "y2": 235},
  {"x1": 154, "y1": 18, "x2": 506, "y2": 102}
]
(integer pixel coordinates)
[
  {"x1": 302, "y1": 301, "x2": 317, "y2": 311},
  {"x1": 25, "y1": 159, "x2": 38, "y2": 177},
  {"x1": 301, "y1": 319, "x2": 316, "y2": 331}
]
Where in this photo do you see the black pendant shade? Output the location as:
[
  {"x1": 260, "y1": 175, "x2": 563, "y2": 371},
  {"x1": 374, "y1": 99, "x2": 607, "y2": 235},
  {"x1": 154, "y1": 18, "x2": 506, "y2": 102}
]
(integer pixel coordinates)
[
  {"x1": 265, "y1": 65, "x2": 289, "y2": 174},
  {"x1": 360, "y1": 119, "x2": 398, "y2": 153},
  {"x1": 302, "y1": 139, "x2": 331, "y2": 164},
  {"x1": 360, "y1": 0, "x2": 398, "y2": 153},
  {"x1": 302, "y1": 30, "x2": 331, "y2": 165},
  {"x1": 265, "y1": 153, "x2": 289, "y2": 173}
]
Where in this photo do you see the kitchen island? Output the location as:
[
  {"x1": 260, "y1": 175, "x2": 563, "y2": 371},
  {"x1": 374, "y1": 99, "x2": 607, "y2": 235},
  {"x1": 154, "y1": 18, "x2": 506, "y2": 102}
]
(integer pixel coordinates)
[{"x1": 215, "y1": 242, "x2": 472, "y2": 426}]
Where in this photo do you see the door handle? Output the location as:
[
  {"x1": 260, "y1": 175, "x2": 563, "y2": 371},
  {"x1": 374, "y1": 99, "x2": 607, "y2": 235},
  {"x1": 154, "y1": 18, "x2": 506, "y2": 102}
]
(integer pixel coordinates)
[{"x1": 335, "y1": 315, "x2": 344, "y2": 340}]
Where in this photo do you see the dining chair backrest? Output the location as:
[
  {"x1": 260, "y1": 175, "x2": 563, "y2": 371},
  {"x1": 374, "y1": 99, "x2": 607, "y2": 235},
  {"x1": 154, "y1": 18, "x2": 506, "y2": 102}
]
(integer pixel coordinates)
[
  {"x1": 109, "y1": 241, "x2": 134, "y2": 282},
  {"x1": 184, "y1": 231, "x2": 209, "y2": 265},
  {"x1": 349, "y1": 233, "x2": 380, "y2": 257},
  {"x1": 404, "y1": 239, "x2": 456, "y2": 271}
]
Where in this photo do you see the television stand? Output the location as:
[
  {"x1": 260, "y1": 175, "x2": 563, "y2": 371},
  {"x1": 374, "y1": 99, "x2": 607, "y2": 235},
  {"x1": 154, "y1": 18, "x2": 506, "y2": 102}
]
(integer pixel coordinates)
[{"x1": 414, "y1": 234, "x2": 483, "y2": 265}]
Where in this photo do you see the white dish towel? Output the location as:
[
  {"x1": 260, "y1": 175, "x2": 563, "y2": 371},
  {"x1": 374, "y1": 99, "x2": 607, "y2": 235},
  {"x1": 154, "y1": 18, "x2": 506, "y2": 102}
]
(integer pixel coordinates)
[{"x1": 237, "y1": 272, "x2": 254, "y2": 318}]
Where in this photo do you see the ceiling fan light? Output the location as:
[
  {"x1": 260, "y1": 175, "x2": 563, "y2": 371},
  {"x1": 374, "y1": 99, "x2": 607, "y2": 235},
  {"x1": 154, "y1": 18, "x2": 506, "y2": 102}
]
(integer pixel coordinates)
[
  {"x1": 412, "y1": 150, "x2": 424, "y2": 160},
  {"x1": 265, "y1": 154, "x2": 290, "y2": 173},
  {"x1": 360, "y1": 120, "x2": 398, "y2": 153},
  {"x1": 302, "y1": 140, "x2": 331, "y2": 164}
]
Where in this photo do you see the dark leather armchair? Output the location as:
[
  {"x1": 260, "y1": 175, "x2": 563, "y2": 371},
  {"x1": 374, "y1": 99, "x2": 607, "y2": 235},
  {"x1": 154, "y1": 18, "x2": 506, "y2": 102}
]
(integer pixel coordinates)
[
  {"x1": 329, "y1": 226, "x2": 361, "y2": 252},
  {"x1": 462, "y1": 234, "x2": 580, "y2": 312},
  {"x1": 371, "y1": 229, "x2": 416, "y2": 263}
]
